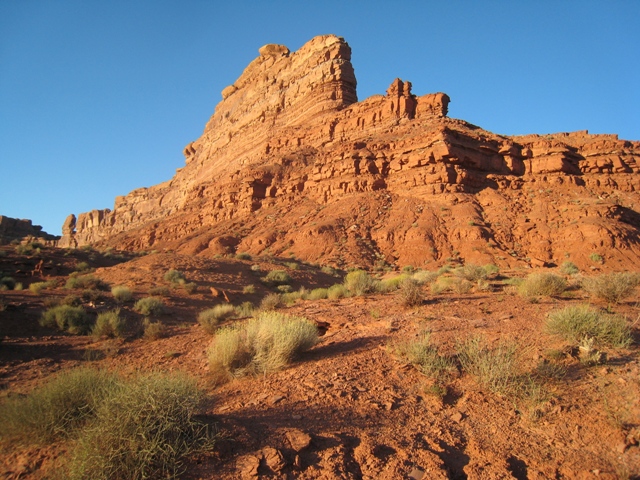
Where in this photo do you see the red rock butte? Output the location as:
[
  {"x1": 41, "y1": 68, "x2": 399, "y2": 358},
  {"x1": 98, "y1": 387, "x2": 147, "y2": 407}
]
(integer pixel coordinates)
[{"x1": 60, "y1": 35, "x2": 640, "y2": 270}]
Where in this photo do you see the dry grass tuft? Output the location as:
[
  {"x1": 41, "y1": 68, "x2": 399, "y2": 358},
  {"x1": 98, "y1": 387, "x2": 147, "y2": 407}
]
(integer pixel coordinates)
[
  {"x1": 581, "y1": 272, "x2": 640, "y2": 304},
  {"x1": 545, "y1": 305, "x2": 632, "y2": 348}
]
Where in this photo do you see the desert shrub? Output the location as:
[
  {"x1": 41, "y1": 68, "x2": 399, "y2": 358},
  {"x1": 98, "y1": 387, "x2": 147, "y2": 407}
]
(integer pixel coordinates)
[
  {"x1": 0, "y1": 276, "x2": 16, "y2": 290},
  {"x1": 260, "y1": 293, "x2": 281, "y2": 311},
  {"x1": 250, "y1": 264, "x2": 262, "y2": 273},
  {"x1": 243, "y1": 284, "x2": 256, "y2": 294},
  {"x1": 15, "y1": 243, "x2": 38, "y2": 256},
  {"x1": 377, "y1": 274, "x2": 410, "y2": 293},
  {"x1": 399, "y1": 278, "x2": 423, "y2": 307},
  {"x1": 61, "y1": 294, "x2": 82, "y2": 307},
  {"x1": 111, "y1": 285, "x2": 133, "y2": 303},
  {"x1": 402, "y1": 265, "x2": 414, "y2": 274},
  {"x1": 560, "y1": 261, "x2": 579, "y2": 275},
  {"x1": 457, "y1": 336, "x2": 528, "y2": 396},
  {"x1": 545, "y1": 305, "x2": 632, "y2": 348},
  {"x1": 483, "y1": 264, "x2": 500, "y2": 275},
  {"x1": 321, "y1": 265, "x2": 337, "y2": 276},
  {"x1": 281, "y1": 289, "x2": 305, "y2": 306},
  {"x1": 148, "y1": 285, "x2": 170, "y2": 297},
  {"x1": 134, "y1": 297, "x2": 164, "y2": 316},
  {"x1": 430, "y1": 278, "x2": 449, "y2": 295},
  {"x1": 142, "y1": 318, "x2": 165, "y2": 340},
  {"x1": 163, "y1": 269, "x2": 185, "y2": 284},
  {"x1": 344, "y1": 270, "x2": 377, "y2": 296},
  {"x1": 391, "y1": 332, "x2": 455, "y2": 380},
  {"x1": 0, "y1": 368, "x2": 117, "y2": 442},
  {"x1": 65, "y1": 274, "x2": 108, "y2": 291},
  {"x1": 455, "y1": 264, "x2": 488, "y2": 282},
  {"x1": 285, "y1": 262, "x2": 299, "y2": 270},
  {"x1": 450, "y1": 278, "x2": 472, "y2": 294},
  {"x1": 276, "y1": 284, "x2": 292, "y2": 293},
  {"x1": 589, "y1": 253, "x2": 604, "y2": 263},
  {"x1": 82, "y1": 289, "x2": 105, "y2": 302},
  {"x1": 517, "y1": 273, "x2": 566, "y2": 298},
  {"x1": 207, "y1": 311, "x2": 318, "y2": 380},
  {"x1": 75, "y1": 261, "x2": 91, "y2": 272},
  {"x1": 198, "y1": 304, "x2": 237, "y2": 334},
  {"x1": 40, "y1": 305, "x2": 93, "y2": 335},
  {"x1": 307, "y1": 288, "x2": 328, "y2": 301},
  {"x1": 67, "y1": 372, "x2": 212, "y2": 480},
  {"x1": 235, "y1": 301, "x2": 254, "y2": 317},
  {"x1": 92, "y1": 309, "x2": 125, "y2": 339},
  {"x1": 261, "y1": 270, "x2": 292, "y2": 287},
  {"x1": 14, "y1": 282, "x2": 23, "y2": 291},
  {"x1": 183, "y1": 282, "x2": 198, "y2": 294},
  {"x1": 581, "y1": 272, "x2": 640, "y2": 304},
  {"x1": 412, "y1": 270, "x2": 439, "y2": 285},
  {"x1": 436, "y1": 265, "x2": 451, "y2": 276},
  {"x1": 30, "y1": 281, "x2": 49, "y2": 295},
  {"x1": 327, "y1": 283, "x2": 348, "y2": 299},
  {"x1": 0, "y1": 250, "x2": 6, "y2": 257},
  {"x1": 235, "y1": 252, "x2": 252, "y2": 260}
]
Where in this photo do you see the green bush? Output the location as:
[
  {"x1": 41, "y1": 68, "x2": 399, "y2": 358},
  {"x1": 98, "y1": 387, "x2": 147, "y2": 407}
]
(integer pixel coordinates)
[
  {"x1": 163, "y1": 269, "x2": 185, "y2": 284},
  {"x1": 412, "y1": 270, "x2": 439, "y2": 285},
  {"x1": 142, "y1": 318, "x2": 165, "y2": 340},
  {"x1": 67, "y1": 372, "x2": 212, "y2": 480},
  {"x1": 92, "y1": 309, "x2": 125, "y2": 339},
  {"x1": 198, "y1": 304, "x2": 237, "y2": 334},
  {"x1": 134, "y1": 297, "x2": 164, "y2": 316},
  {"x1": 327, "y1": 284, "x2": 348, "y2": 299},
  {"x1": 243, "y1": 284, "x2": 256, "y2": 294},
  {"x1": 581, "y1": 272, "x2": 640, "y2": 304},
  {"x1": 455, "y1": 264, "x2": 488, "y2": 282},
  {"x1": 344, "y1": 270, "x2": 377, "y2": 296},
  {"x1": 0, "y1": 276, "x2": 16, "y2": 290},
  {"x1": 545, "y1": 305, "x2": 632, "y2": 348},
  {"x1": 40, "y1": 305, "x2": 93, "y2": 335},
  {"x1": 399, "y1": 278, "x2": 423, "y2": 307},
  {"x1": 148, "y1": 285, "x2": 170, "y2": 297},
  {"x1": 235, "y1": 252, "x2": 252, "y2": 260},
  {"x1": 30, "y1": 281, "x2": 53, "y2": 295},
  {"x1": 235, "y1": 301, "x2": 254, "y2": 318},
  {"x1": 75, "y1": 261, "x2": 91, "y2": 272},
  {"x1": 111, "y1": 285, "x2": 133, "y2": 303},
  {"x1": 391, "y1": 332, "x2": 455, "y2": 380},
  {"x1": 207, "y1": 311, "x2": 318, "y2": 381},
  {"x1": 183, "y1": 282, "x2": 198, "y2": 294},
  {"x1": 65, "y1": 274, "x2": 108, "y2": 291},
  {"x1": 589, "y1": 253, "x2": 604, "y2": 263},
  {"x1": 517, "y1": 273, "x2": 566, "y2": 298},
  {"x1": 560, "y1": 261, "x2": 579, "y2": 275},
  {"x1": 0, "y1": 368, "x2": 117, "y2": 442},
  {"x1": 260, "y1": 293, "x2": 282, "y2": 311},
  {"x1": 377, "y1": 274, "x2": 410, "y2": 293},
  {"x1": 306, "y1": 288, "x2": 328, "y2": 300},
  {"x1": 261, "y1": 270, "x2": 292, "y2": 287}
]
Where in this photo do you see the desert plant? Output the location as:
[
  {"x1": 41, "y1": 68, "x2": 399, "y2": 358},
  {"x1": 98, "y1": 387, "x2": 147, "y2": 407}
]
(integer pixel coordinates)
[
  {"x1": 399, "y1": 278, "x2": 423, "y2": 307},
  {"x1": 92, "y1": 309, "x2": 125, "y2": 339},
  {"x1": 65, "y1": 274, "x2": 108, "y2": 291},
  {"x1": 589, "y1": 253, "x2": 604, "y2": 263},
  {"x1": 243, "y1": 284, "x2": 256, "y2": 294},
  {"x1": 259, "y1": 293, "x2": 282, "y2": 311},
  {"x1": 261, "y1": 270, "x2": 292, "y2": 287},
  {"x1": 560, "y1": 261, "x2": 579, "y2": 275},
  {"x1": 111, "y1": 285, "x2": 133, "y2": 303},
  {"x1": 75, "y1": 261, "x2": 91, "y2": 272},
  {"x1": 250, "y1": 264, "x2": 262, "y2": 273},
  {"x1": 207, "y1": 311, "x2": 318, "y2": 380},
  {"x1": 235, "y1": 252, "x2": 252, "y2": 260},
  {"x1": 148, "y1": 285, "x2": 170, "y2": 297},
  {"x1": 142, "y1": 318, "x2": 165, "y2": 340},
  {"x1": 235, "y1": 301, "x2": 254, "y2": 317},
  {"x1": 455, "y1": 264, "x2": 488, "y2": 282},
  {"x1": 66, "y1": 372, "x2": 212, "y2": 480},
  {"x1": 517, "y1": 273, "x2": 566, "y2": 298},
  {"x1": 327, "y1": 283, "x2": 348, "y2": 299},
  {"x1": 14, "y1": 282, "x2": 23, "y2": 291},
  {"x1": 483, "y1": 264, "x2": 500, "y2": 275},
  {"x1": 412, "y1": 270, "x2": 439, "y2": 285},
  {"x1": 377, "y1": 274, "x2": 410, "y2": 293},
  {"x1": 391, "y1": 332, "x2": 455, "y2": 380},
  {"x1": 321, "y1": 265, "x2": 337, "y2": 276},
  {"x1": 285, "y1": 262, "x2": 299, "y2": 270},
  {"x1": 29, "y1": 281, "x2": 49, "y2": 295},
  {"x1": 276, "y1": 284, "x2": 292, "y2": 293},
  {"x1": 0, "y1": 276, "x2": 16, "y2": 290},
  {"x1": 457, "y1": 336, "x2": 528, "y2": 396},
  {"x1": 0, "y1": 368, "x2": 117, "y2": 442},
  {"x1": 545, "y1": 305, "x2": 632, "y2": 348},
  {"x1": 344, "y1": 270, "x2": 377, "y2": 296},
  {"x1": 307, "y1": 288, "x2": 328, "y2": 300},
  {"x1": 134, "y1": 297, "x2": 164, "y2": 316},
  {"x1": 183, "y1": 282, "x2": 198, "y2": 294},
  {"x1": 163, "y1": 269, "x2": 185, "y2": 284},
  {"x1": 581, "y1": 272, "x2": 640, "y2": 304},
  {"x1": 40, "y1": 305, "x2": 93, "y2": 335},
  {"x1": 198, "y1": 304, "x2": 237, "y2": 334}
]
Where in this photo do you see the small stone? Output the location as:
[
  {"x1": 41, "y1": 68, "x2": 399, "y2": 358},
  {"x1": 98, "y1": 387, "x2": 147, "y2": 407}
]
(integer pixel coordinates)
[
  {"x1": 292, "y1": 414, "x2": 302, "y2": 420},
  {"x1": 408, "y1": 466, "x2": 425, "y2": 479},
  {"x1": 236, "y1": 454, "x2": 261, "y2": 478},
  {"x1": 286, "y1": 429, "x2": 312, "y2": 452},
  {"x1": 270, "y1": 395, "x2": 285, "y2": 405},
  {"x1": 262, "y1": 447, "x2": 285, "y2": 472},
  {"x1": 384, "y1": 401, "x2": 394, "y2": 411},
  {"x1": 451, "y1": 411, "x2": 463, "y2": 423}
]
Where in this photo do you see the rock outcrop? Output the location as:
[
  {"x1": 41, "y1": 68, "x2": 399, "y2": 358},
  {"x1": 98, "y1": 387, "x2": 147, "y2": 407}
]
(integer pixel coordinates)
[
  {"x1": 60, "y1": 35, "x2": 640, "y2": 271},
  {"x1": 0, "y1": 215, "x2": 59, "y2": 245}
]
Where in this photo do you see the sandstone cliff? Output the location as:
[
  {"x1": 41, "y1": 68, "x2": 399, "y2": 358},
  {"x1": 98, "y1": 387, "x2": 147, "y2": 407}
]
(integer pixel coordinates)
[
  {"x1": 0, "y1": 215, "x2": 59, "y2": 245},
  {"x1": 60, "y1": 35, "x2": 640, "y2": 271}
]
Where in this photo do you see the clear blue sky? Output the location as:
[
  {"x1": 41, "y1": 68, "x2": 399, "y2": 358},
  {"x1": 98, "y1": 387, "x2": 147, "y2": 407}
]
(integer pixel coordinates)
[{"x1": 1, "y1": 1, "x2": 638, "y2": 236}]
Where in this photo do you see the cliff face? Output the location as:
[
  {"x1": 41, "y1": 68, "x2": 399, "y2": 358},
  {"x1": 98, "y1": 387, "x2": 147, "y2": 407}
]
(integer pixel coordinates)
[{"x1": 60, "y1": 35, "x2": 640, "y2": 271}]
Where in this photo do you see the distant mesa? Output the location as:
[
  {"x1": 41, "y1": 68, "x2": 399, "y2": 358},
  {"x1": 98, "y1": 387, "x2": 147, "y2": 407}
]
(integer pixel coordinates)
[
  {"x1": 58, "y1": 34, "x2": 640, "y2": 271},
  {"x1": 0, "y1": 215, "x2": 59, "y2": 245}
]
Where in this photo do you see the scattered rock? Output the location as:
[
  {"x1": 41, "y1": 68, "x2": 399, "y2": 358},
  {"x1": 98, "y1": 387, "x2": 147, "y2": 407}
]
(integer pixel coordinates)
[{"x1": 286, "y1": 429, "x2": 312, "y2": 452}]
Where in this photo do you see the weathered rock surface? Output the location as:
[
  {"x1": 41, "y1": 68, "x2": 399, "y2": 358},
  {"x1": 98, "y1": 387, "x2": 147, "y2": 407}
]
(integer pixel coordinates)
[
  {"x1": 59, "y1": 34, "x2": 640, "y2": 270},
  {"x1": 0, "y1": 215, "x2": 59, "y2": 245}
]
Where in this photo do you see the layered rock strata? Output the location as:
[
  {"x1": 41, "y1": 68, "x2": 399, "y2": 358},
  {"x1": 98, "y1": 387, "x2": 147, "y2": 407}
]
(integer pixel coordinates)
[{"x1": 60, "y1": 35, "x2": 640, "y2": 270}]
